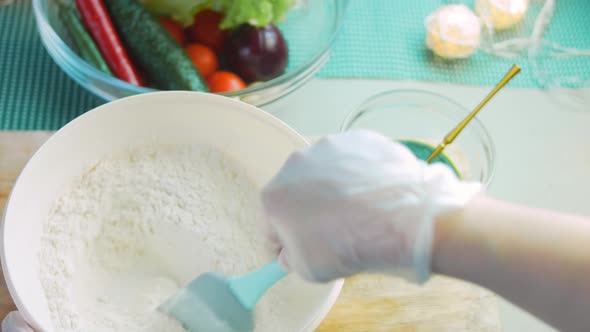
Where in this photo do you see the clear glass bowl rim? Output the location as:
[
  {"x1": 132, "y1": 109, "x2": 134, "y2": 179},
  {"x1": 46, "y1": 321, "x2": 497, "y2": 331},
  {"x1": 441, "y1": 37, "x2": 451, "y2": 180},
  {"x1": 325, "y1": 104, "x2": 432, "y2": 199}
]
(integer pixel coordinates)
[{"x1": 340, "y1": 89, "x2": 497, "y2": 186}]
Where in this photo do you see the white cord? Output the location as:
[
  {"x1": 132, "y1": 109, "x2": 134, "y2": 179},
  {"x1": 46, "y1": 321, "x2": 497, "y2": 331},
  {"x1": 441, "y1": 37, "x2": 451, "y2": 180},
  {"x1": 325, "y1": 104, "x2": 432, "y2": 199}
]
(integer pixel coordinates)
[
  {"x1": 482, "y1": 0, "x2": 555, "y2": 57},
  {"x1": 482, "y1": 0, "x2": 590, "y2": 88}
]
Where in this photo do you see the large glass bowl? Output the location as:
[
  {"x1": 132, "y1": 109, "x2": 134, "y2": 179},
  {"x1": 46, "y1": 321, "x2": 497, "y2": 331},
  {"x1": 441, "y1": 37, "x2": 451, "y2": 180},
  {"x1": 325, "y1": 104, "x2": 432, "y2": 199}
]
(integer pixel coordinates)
[
  {"x1": 32, "y1": 0, "x2": 348, "y2": 106},
  {"x1": 341, "y1": 90, "x2": 496, "y2": 186}
]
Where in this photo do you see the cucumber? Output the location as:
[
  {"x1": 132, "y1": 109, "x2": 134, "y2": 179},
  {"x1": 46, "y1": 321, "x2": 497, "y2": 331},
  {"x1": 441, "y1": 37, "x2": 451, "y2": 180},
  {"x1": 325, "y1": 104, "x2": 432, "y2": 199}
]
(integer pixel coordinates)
[{"x1": 102, "y1": 0, "x2": 208, "y2": 91}]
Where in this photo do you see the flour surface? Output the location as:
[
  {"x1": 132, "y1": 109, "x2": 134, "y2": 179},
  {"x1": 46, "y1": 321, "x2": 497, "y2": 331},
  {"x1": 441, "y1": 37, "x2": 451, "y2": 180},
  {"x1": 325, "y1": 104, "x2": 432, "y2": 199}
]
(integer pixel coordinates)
[{"x1": 39, "y1": 145, "x2": 303, "y2": 332}]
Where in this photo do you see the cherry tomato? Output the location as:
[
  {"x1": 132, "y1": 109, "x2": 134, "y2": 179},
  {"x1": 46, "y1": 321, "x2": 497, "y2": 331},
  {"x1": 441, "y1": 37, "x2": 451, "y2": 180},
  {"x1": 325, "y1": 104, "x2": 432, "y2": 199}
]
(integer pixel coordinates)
[
  {"x1": 159, "y1": 17, "x2": 185, "y2": 45},
  {"x1": 186, "y1": 9, "x2": 226, "y2": 52},
  {"x1": 185, "y1": 43, "x2": 218, "y2": 78},
  {"x1": 207, "y1": 71, "x2": 246, "y2": 93}
]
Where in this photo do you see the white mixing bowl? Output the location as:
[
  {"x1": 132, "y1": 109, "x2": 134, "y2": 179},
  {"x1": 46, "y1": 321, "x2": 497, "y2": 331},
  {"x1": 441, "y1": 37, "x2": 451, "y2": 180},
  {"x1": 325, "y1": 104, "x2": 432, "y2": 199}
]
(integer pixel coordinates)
[{"x1": 1, "y1": 91, "x2": 343, "y2": 331}]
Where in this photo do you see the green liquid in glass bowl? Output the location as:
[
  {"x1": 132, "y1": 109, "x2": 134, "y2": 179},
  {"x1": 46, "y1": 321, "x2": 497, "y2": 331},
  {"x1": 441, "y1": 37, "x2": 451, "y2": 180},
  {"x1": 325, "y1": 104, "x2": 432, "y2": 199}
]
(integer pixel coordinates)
[{"x1": 399, "y1": 140, "x2": 461, "y2": 178}]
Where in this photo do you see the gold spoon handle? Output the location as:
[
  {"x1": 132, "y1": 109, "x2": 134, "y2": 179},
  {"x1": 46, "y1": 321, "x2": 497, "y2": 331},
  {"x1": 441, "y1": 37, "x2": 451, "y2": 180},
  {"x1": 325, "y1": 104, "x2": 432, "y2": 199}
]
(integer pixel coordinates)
[{"x1": 425, "y1": 64, "x2": 521, "y2": 163}]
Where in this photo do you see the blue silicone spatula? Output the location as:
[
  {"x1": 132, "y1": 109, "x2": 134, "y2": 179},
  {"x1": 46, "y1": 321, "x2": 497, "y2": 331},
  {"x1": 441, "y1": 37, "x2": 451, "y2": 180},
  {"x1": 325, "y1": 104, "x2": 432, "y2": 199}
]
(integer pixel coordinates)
[{"x1": 159, "y1": 259, "x2": 287, "y2": 332}]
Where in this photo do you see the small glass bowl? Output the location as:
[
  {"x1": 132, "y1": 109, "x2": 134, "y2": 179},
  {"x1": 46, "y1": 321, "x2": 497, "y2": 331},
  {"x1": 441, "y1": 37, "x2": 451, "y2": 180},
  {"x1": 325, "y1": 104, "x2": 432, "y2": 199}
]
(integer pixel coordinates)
[
  {"x1": 340, "y1": 90, "x2": 495, "y2": 186},
  {"x1": 32, "y1": 0, "x2": 348, "y2": 106}
]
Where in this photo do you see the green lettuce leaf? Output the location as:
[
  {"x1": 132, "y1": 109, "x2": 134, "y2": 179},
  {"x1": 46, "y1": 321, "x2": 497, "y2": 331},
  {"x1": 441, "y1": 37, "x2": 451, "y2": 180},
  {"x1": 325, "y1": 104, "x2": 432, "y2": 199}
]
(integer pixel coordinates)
[
  {"x1": 218, "y1": 0, "x2": 295, "y2": 29},
  {"x1": 140, "y1": 0, "x2": 212, "y2": 25},
  {"x1": 141, "y1": 0, "x2": 295, "y2": 28}
]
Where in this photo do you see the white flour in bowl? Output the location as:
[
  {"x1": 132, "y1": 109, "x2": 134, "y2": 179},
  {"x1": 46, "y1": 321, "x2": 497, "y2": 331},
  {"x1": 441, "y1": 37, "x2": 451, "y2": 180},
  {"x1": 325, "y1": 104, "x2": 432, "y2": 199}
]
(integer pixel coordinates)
[{"x1": 39, "y1": 145, "x2": 303, "y2": 332}]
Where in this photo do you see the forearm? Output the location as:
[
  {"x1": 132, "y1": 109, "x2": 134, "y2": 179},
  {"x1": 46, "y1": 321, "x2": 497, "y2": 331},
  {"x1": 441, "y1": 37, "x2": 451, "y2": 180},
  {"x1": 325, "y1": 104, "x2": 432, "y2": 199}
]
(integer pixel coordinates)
[{"x1": 432, "y1": 194, "x2": 590, "y2": 332}]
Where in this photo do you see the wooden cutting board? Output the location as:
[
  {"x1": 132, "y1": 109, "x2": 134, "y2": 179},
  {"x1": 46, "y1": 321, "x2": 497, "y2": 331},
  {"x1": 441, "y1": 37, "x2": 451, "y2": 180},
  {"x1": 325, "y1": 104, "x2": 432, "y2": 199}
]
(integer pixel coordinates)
[{"x1": 0, "y1": 131, "x2": 500, "y2": 331}]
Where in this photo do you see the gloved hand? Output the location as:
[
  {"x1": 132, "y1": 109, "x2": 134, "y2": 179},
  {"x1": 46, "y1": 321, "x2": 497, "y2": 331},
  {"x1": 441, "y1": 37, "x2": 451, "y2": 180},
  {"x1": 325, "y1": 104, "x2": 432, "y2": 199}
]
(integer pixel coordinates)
[
  {"x1": 2, "y1": 312, "x2": 34, "y2": 332},
  {"x1": 261, "y1": 130, "x2": 482, "y2": 284}
]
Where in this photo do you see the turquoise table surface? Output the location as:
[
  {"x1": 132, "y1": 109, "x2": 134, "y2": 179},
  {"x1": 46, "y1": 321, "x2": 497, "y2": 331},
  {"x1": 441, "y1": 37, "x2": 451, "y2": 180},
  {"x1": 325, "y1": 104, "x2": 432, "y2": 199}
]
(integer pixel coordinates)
[
  {"x1": 316, "y1": 0, "x2": 590, "y2": 87},
  {"x1": 1, "y1": 1, "x2": 102, "y2": 130},
  {"x1": 1, "y1": 0, "x2": 590, "y2": 130}
]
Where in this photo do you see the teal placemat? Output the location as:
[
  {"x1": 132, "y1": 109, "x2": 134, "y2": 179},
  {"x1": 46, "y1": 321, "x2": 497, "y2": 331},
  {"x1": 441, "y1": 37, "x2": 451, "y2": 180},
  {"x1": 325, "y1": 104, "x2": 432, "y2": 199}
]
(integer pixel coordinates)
[
  {"x1": 1, "y1": 0, "x2": 590, "y2": 130},
  {"x1": 0, "y1": 1, "x2": 103, "y2": 130},
  {"x1": 316, "y1": 0, "x2": 590, "y2": 87}
]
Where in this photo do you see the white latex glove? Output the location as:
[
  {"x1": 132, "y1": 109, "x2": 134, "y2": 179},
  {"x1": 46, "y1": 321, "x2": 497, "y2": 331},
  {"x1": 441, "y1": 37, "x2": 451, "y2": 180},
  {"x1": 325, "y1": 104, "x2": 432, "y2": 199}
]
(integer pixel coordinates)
[
  {"x1": 2, "y1": 312, "x2": 34, "y2": 332},
  {"x1": 261, "y1": 130, "x2": 482, "y2": 284}
]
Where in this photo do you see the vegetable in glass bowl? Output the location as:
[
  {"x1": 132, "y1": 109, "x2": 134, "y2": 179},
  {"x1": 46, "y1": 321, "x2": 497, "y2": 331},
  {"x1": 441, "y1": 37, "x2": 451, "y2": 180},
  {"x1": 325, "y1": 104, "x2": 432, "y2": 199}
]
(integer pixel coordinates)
[
  {"x1": 141, "y1": 0, "x2": 295, "y2": 29},
  {"x1": 224, "y1": 24, "x2": 288, "y2": 83},
  {"x1": 32, "y1": 0, "x2": 349, "y2": 106}
]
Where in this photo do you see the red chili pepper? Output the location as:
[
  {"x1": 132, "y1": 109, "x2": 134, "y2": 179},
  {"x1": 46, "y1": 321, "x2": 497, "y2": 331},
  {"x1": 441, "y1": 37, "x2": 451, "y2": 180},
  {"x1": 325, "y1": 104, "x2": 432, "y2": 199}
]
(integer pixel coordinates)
[{"x1": 75, "y1": 0, "x2": 144, "y2": 86}]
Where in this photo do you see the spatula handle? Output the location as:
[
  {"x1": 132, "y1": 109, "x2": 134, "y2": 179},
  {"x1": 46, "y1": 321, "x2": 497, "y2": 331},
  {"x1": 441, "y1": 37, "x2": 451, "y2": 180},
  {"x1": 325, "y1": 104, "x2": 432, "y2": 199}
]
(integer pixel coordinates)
[{"x1": 228, "y1": 259, "x2": 287, "y2": 310}]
